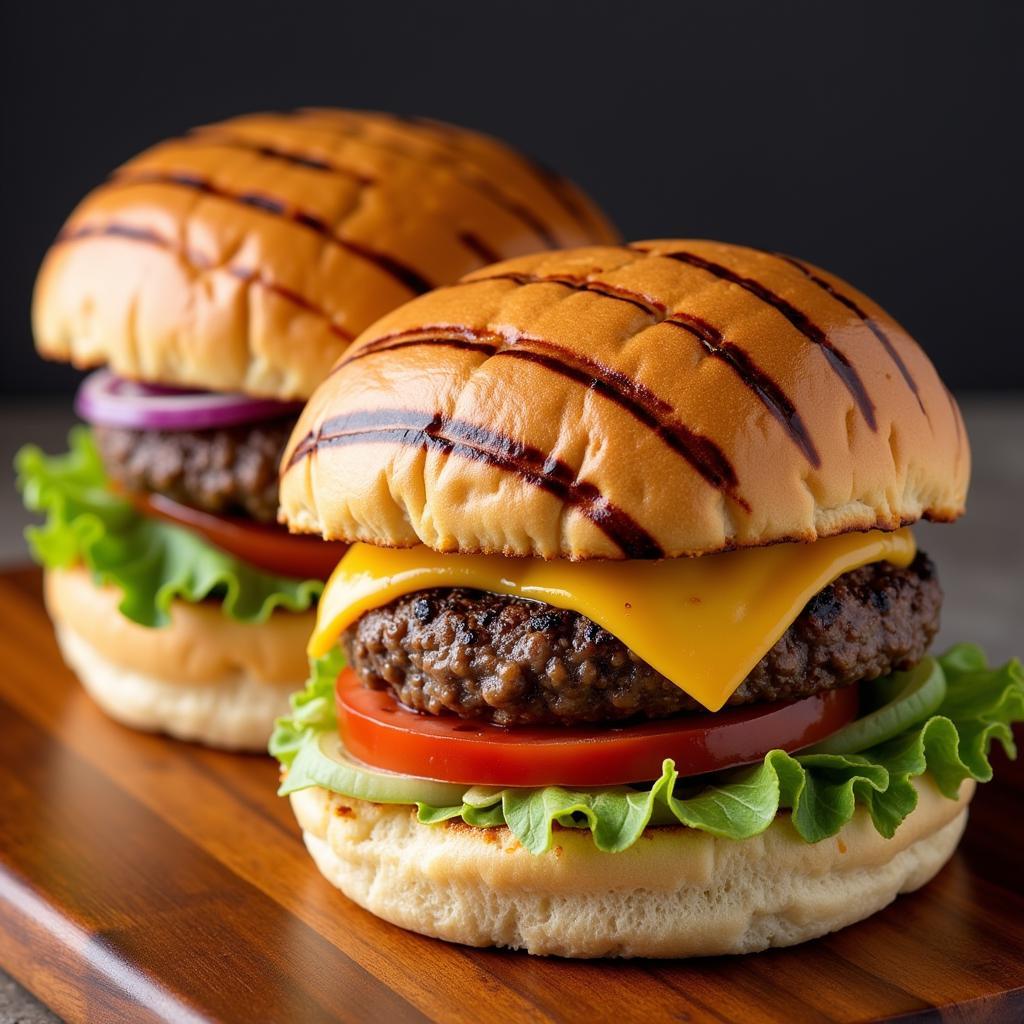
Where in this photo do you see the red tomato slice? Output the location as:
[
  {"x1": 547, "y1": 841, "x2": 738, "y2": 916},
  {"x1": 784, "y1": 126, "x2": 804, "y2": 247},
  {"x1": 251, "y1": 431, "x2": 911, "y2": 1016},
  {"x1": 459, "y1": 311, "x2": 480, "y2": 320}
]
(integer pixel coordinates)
[
  {"x1": 335, "y1": 668, "x2": 860, "y2": 787},
  {"x1": 126, "y1": 489, "x2": 347, "y2": 581}
]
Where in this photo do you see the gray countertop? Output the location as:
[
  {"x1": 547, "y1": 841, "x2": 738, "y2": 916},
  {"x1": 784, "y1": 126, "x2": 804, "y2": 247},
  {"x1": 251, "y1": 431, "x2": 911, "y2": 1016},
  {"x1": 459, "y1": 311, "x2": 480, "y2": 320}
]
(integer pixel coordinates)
[{"x1": 0, "y1": 396, "x2": 1022, "y2": 1022}]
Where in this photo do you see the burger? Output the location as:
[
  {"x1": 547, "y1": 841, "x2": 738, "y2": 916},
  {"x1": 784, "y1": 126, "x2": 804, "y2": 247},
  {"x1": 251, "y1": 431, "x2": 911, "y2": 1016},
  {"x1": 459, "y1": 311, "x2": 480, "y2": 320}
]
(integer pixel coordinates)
[
  {"x1": 16, "y1": 109, "x2": 618, "y2": 750},
  {"x1": 272, "y1": 240, "x2": 1023, "y2": 957}
]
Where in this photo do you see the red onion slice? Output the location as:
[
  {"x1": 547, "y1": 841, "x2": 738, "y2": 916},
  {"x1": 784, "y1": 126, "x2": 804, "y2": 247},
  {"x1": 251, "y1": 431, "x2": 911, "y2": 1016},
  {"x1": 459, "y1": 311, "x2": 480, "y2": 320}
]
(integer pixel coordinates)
[{"x1": 75, "y1": 369, "x2": 303, "y2": 432}]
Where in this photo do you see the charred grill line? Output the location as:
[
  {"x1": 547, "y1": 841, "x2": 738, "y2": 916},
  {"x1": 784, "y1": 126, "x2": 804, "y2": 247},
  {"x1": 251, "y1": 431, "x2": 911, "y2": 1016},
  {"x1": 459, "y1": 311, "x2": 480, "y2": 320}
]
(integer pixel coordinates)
[
  {"x1": 334, "y1": 324, "x2": 501, "y2": 367},
  {"x1": 470, "y1": 271, "x2": 666, "y2": 317},
  {"x1": 225, "y1": 268, "x2": 355, "y2": 341},
  {"x1": 492, "y1": 345, "x2": 741, "y2": 495},
  {"x1": 288, "y1": 408, "x2": 664, "y2": 558},
  {"x1": 341, "y1": 337, "x2": 500, "y2": 365},
  {"x1": 55, "y1": 222, "x2": 355, "y2": 342},
  {"x1": 458, "y1": 231, "x2": 503, "y2": 266},
  {"x1": 942, "y1": 382, "x2": 965, "y2": 458},
  {"x1": 634, "y1": 246, "x2": 878, "y2": 431},
  {"x1": 465, "y1": 270, "x2": 820, "y2": 466},
  {"x1": 663, "y1": 312, "x2": 821, "y2": 467},
  {"x1": 109, "y1": 169, "x2": 434, "y2": 295},
  {"x1": 515, "y1": 152, "x2": 609, "y2": 239},
  {"x1": 494, "y1": 349, "x2": 737, "y2": 492},
  {"x1": 188, "y1": 129, "x2": 377, "y2": 183},
  {"x1": 290, "y1": 110, "x2": 566, "y2": 248},
  {"x1": 776, "y1": 253, "x2": 927, "y2": 419},
  {"x1": 384, "y1": 112, "x2": 602, "y2": 241},
  {"x1": 328, "y1": 324, "x2": 742, "y2": 499}
]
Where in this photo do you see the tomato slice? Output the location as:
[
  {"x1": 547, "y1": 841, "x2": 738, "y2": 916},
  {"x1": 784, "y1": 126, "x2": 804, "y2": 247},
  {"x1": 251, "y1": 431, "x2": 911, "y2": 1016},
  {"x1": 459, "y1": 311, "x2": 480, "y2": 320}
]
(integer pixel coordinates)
[
  {"x1": 126, "y1": 489, "x2": 347, "y2": 581},
  {"x1": 335, "y1": 668, "x2": 860, "y2": 788}
]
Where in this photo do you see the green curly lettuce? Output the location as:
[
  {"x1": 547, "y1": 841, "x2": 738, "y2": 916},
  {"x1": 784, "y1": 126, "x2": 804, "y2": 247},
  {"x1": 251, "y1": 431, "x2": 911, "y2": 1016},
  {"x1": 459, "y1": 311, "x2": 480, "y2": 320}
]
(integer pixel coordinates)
[
  {"x1": 15, "y1": 427, "x2": 322, "y2": 627},
  {"x1": 270, "y1": 646, "x2": 347, "y2": 766},
  {"x1": 272, "y1": 644, "x2": 1023, "y2": 854}
]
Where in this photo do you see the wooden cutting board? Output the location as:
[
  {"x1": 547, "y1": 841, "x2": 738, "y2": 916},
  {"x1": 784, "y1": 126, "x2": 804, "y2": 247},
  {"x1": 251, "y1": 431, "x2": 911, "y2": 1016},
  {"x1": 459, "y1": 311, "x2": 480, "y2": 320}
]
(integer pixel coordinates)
[{"x1": 0, "y1": 566, "x2": 1021, "y2": 1024}]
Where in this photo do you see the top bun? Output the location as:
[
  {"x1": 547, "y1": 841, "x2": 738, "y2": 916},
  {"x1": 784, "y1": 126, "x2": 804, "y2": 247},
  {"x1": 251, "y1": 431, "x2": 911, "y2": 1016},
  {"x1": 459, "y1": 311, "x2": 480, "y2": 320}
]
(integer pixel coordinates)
[
  {"x1": 33, "y1": 109, "x2": 618, "y2": 400},
  {"x1": 280, "y1": 241, "x2": 969, "y2": 559}
]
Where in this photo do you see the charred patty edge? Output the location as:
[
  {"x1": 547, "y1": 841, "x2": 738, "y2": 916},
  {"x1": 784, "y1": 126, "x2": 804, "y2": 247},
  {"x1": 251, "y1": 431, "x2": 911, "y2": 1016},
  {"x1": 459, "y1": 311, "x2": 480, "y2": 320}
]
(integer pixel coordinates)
[{"x1": 343, "y1": 553, "x2": 941, "y2": 726}]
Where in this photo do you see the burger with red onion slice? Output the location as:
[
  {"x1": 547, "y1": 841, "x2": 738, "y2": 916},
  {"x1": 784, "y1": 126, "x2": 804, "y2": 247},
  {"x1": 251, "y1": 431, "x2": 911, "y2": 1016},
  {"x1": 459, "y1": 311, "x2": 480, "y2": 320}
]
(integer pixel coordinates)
[
  {"x1": 272, "y1": 240, "x2": 1023, "y2": 956},
  {"x1": 16, "y1": 109, "x2": 618, "y2": 749}
]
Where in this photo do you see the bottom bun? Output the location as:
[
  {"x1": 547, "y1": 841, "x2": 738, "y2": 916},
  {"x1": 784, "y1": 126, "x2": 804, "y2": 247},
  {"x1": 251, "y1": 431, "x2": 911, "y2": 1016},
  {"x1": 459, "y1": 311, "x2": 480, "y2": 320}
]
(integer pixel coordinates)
[
  {"x1": 290, "y1": 776, "x2": 973, "y2": 958},
  {"x1": 45, "y1": 567, "x2": 313, "y2": 751}
]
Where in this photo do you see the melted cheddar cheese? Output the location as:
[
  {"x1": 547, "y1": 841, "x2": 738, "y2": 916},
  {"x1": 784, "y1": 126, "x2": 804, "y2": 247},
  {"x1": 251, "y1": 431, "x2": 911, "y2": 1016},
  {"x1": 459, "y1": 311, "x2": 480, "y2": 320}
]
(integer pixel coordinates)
[{"x1": 309, "y1": 529, "x2": 916, "y2": 712}]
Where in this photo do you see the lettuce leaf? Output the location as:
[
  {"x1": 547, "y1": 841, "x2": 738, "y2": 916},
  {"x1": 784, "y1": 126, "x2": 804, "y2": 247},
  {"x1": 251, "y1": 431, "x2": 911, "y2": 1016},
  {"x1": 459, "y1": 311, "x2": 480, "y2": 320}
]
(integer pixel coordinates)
[
  {"x1": 15, "y1": 427, "x2": 322, "y2": 627},
  {"x1": 272, "y1": 644, "x2": 1023, "y2": 854},
  {"x1": 270, "y1": 646, "x2": 347, "y2": 766}
]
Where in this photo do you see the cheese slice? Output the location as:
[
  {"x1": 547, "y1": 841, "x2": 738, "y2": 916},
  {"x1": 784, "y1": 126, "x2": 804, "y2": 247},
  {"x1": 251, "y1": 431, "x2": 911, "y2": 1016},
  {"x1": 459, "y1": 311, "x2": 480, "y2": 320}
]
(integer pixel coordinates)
[{"x1": 309, "y1": 529, "x2": 916, "y2": 712}]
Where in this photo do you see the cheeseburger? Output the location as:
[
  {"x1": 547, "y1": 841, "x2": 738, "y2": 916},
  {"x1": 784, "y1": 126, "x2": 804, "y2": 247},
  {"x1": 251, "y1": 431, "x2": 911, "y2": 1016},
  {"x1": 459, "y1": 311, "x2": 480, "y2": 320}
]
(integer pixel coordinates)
[
  {"x1": 16, "y1": 109, "x2": 618, "y2": 750},
  {"x1": 273, "y1": 240, "x2": 1023, "y2": 957}
]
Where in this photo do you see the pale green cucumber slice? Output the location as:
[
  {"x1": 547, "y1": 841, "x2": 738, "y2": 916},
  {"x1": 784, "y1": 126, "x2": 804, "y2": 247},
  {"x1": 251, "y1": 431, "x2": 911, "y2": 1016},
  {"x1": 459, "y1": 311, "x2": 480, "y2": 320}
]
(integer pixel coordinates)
[
  {"x1": 804, "y1": 656, "x2": 947, "y2": 755},
  {"x1": 281, "y1": 729, "x2": 470, "y2": 807}
]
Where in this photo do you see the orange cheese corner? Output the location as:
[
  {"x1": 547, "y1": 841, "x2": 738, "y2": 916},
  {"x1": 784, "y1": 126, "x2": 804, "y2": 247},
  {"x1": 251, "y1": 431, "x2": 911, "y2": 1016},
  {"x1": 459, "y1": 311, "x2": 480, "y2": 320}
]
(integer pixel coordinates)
[{"x1": 309, "y1": 529, "x2": 916, "y2": 712}]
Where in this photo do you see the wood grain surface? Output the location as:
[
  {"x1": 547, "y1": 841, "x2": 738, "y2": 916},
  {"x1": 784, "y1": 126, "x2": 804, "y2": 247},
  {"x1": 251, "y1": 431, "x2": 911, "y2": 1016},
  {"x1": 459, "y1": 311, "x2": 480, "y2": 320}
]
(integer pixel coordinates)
[{"x1": 0, "y1": 566, "x2": 1021, "y2": 1024}]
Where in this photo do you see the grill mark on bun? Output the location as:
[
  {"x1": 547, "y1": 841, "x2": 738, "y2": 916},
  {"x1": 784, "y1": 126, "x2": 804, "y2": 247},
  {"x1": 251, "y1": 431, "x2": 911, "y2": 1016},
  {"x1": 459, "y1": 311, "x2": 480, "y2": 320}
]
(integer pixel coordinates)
[
  {"x1": 55, "y1": 222, "x2": 355, "y2": 341},
  {"x1": 187, "y1": 129, "x2": 377, "y2": 184},
  {"x1": 343, "y1": 336, "x2": 500, "y2": 365},
  {"x1": 458, "y1": 231, "x2": 503, "y2": 266},
  {"x1": 515, "y1": 154, "x2": 611, "y2": 239},
  {"x1": 663, "y1": 312, "x2": 821, "y2": 467},
  {"x1": 942, "y1": 382, "x2": 965, "y2": 460},
  {"x1": 287, "y1": 408, "x2": 664, "y2": 557},
  {"x1": 469, "y1": 271, "x2": 666, "y2": 317},
  {"x1": 372, "y1": 109, "x2": 602, "y2": 237},
  {"x1": 381, "y1": 111, "x2": 606, "y2": 241},
  {"x1": 332, "y1": 324, "x2": 500, "y2": 369},
  {"x1": 109, "y1": 169, "x2": 434, "y2": 295},
  {"x1": 330, "y1": 324, "x2": 745, "y2": 503},
  {"x1": 289, "y1": 110, "x2": 566, "y2": 248},
  {"x1": 225, "y1": 268, "x2": 355, "y2": 341},
  {"x1": 492, "y1": 345, "x2": 743, "y2": 499},
  {"x1": 56, "y1": 221, "x2": 202, "y2": 258},
  {"x1": 774, "y1": 253, "x2": 928, "y2": 420},
  {"x1": 632, "y1": 246, "x2": 878, "y2": 431}
]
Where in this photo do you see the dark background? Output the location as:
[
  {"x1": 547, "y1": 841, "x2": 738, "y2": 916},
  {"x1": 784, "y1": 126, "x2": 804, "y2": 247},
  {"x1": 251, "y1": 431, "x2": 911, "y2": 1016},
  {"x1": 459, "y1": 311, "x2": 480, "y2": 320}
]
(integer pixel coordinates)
[{"x1": 2, "y1": 1, "x2": 1020, "y2": 396}]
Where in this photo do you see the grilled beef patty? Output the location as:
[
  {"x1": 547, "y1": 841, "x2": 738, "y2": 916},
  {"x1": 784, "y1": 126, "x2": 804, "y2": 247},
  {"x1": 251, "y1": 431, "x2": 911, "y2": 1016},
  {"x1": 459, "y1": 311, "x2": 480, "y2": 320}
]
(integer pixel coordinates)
[
  {"x1": 344, "y1": 552, "x2": 941, "y2": 726},
  {"x1": 94, "y1": 418, "x2": 295, "y2": 524}
]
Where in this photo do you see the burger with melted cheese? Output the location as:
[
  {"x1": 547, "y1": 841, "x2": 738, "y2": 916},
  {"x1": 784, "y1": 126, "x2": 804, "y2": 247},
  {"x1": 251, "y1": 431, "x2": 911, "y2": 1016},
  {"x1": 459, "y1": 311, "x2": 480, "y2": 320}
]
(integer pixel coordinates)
[
  {"x1": 272, "y1": 240, "x2": 1023, "y2": 956},
  {"x1": 16, "y1": 109, "x2": 617, "y2": 750}
]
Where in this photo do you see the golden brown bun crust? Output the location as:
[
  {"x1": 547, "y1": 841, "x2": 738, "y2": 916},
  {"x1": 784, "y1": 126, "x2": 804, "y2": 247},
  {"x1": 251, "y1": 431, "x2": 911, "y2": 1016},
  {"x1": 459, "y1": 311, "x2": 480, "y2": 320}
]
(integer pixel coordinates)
[
  {"x1": 290, "y1": 776, "x2": 973, "y2": 958},
  {"x1": 280, "y1": 240, "x2": 968, "y2": 558},
  {"x1": 33, "y1": 110, "x2": 618, "y2": 400},
  {"x1": 44, "y1": 567, "x2": 312, "y2": 750}
]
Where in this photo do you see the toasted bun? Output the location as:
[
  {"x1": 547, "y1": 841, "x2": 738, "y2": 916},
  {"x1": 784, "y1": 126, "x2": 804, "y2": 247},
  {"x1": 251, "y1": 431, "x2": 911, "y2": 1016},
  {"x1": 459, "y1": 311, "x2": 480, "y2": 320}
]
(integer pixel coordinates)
[
  {"x1": 33, "y1": 110, "x2": 618, "y2": 400},
  {"x1": 45, "y1": 567, "x2": 312, "y2": 750},
  {"x1": 281, "y1": 241, "x2": 968, "y2": 558},
  {"x1": 290, "y1": 776, "x2": 972, "y2": 958}
]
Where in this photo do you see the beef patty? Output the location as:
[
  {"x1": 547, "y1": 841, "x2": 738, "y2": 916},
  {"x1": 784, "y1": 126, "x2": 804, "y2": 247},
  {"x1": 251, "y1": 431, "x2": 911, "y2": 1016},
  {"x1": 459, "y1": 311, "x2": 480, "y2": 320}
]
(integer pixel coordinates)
[
  {"x1": 344, "y1": 552, "x2": 941, "y2": 726},
  {"x1": 94, "y1": 418, "x2": 295, "y2": 524}
]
